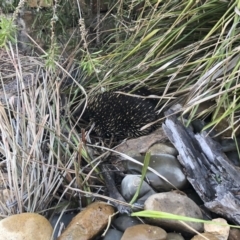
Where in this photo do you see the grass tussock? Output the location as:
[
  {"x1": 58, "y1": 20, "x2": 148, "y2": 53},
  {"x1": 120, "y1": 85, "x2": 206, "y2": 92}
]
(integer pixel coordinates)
[
  {"x1": 87, "y1": 0, "x2": 240, "y2": 139},
  {"x1": 0, "y1": 44, "x2": 90, "y2": 217}
]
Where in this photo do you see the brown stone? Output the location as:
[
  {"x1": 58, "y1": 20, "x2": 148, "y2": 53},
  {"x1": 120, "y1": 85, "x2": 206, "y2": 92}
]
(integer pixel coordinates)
[
  {"x1": 144, "y1": 192, "x2": 203, "y2": 234},
  {"x1": 204, "y1": 218, "x2": 229, "y2": 240},
  {"x1": 121, "y1": 224, "x2": 167, "y2": 240},
  {"x1": 58, "y1": 202, "x2": 115, "y2": 240},
  {"x1": 191, "y1": 232, "x2": 219, "y2": 240},
  {"x1": 228, "y1": 228, "x2": 240, "y2": 240},
  {"x1": 0, "y1": 213, "x2": 53, "y2": 240}
]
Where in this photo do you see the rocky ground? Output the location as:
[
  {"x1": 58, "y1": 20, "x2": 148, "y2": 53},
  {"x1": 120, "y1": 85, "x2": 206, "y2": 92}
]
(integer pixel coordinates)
[{"x1": 0, "y1": 122, "x2": 239, "y2": 240}]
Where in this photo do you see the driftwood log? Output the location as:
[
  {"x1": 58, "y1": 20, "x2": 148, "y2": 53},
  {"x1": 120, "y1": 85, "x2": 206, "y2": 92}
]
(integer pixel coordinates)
[{"x1": 163, "y1": 110, "x2": 240, "y2": 225}]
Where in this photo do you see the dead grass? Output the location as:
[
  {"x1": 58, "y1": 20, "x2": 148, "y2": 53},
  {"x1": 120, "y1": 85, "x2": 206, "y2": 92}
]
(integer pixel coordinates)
[{"x1": 0, "y1": 44, "x2": 87, "y2": 216}]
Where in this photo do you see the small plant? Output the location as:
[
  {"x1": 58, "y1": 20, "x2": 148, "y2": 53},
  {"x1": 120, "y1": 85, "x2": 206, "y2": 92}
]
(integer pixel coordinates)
[
  {"x1": 0, "y1": 16, "x2": 16, "y2": 47},
  {"x1": 132, "y1": 210, "x2": 240, "y2": 229},
  {"x1": 80, "y1": 50, "x2": 103, "y2": 76}
]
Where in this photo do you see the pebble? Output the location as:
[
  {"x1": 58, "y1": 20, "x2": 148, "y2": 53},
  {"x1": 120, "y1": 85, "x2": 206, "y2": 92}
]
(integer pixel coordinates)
[
  {"x1": 127, "y1": 154, "x2": 188, "y2": 191},
  {"x1": 166, "y1": 232, "x2": 185, "y2": 240},
  {"x1": 121, "y1": 175, "x2": 156, "y2": 203},
  {"x1": 191, "y1": 232, "x2": 219, "y2": 240},
  {"x1": 228, "y1": 228, "x2": 240, "y2": 240},
  {"x1": 148, "y1": 143, "x2": 178, "y2": 156},
  {"x1": 50, "y1": 212, "x2": 76, "y2": 239},
  {"x1": 204, "y1": 218, "x2": 230, "y2": 240},
  {"x1": 0, "y1": 213, "x2": 53, "y2": 240},
  {"x1": 220, "y1": 139, "x2": 240, "y2": 166},
  {"x1": 57, "y1": 202, "x2": 115, "y2": 240},
  {"x1": 103, "y1": 229, "x2": 123, "y2": 240},
  {"x1": 121, "y1": 224, "x2": 167, "y2": 240},
  {"x1": 114, "y1": 128, "x2": 169, "y2": 161},
  {"x1": 112, "y1": 214, "x2": 142, "y2": 232},
  {"x1": 144, "y1": 191, "x2": 203, "y2": 234}
]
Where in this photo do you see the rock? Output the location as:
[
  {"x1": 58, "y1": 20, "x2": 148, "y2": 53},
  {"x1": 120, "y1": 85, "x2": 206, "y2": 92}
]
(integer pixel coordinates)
[
  {"x1": 113, "y1": 214, "x2": 142, "y2": 232},
  {"x1": 121, "y1": 224, "x2": 167, "y2": 240},
  {"x1": 114, "y1": 128, "x2": 169, "y2": 160},
  {"x1": 204, "y1": 218, "x2": 230, "y2": 240},
  {"x1": 191, "y1": 232, "x2": 219, "y2": 240},
  {"x1": 220, "y1": 139, "x2": 240, "y2": 166},
  {"x1": 50, "y1": 212, "x2": 76, "y2": 239},
  {"x1": 148, "y1": 143, "x2": 178, "y2": 156},
  {"x1": 112, "y1": 128, "x2": 169, "y2": 172},
  {"x1": 103, "y1": 229, "x2": 123, "y2": 240},
  {"x1": 144, "y1": 192, "x2": 203, "y2": 234},
  {"x1": 121, "y1": 175, "x2": 156, "y2": 203},
  {"x1": 228, "y1": 228, "x2": 240, "y2": 240},
  {"x1": 127, "y1": 154, "x2": 188, "y2": 191},
  {"x1": 0, "y1": 213, "x2": 53, "y2": 240},
  {"x1": 166, "y1": 232, "x2": 185, "y2": 240},
  {"x1": 57, "y1": 202, "x2": 115, "y2": 240}
]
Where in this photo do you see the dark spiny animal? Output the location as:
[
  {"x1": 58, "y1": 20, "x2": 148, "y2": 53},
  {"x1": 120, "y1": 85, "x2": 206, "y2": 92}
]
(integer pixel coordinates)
[{"x1": 82, "y1": 90, "x2": 159, "y2": 138}]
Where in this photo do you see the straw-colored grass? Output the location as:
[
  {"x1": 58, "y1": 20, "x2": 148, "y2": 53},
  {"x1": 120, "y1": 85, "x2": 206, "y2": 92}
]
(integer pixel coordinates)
[{"x1": 0, "y1": 45, "x2": 90, "y2": 217}]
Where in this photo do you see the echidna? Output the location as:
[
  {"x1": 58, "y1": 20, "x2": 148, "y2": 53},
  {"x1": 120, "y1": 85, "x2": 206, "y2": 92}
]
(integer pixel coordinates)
[{"x1": 82, "y1": 89, "x2": 159, "y2": 139}]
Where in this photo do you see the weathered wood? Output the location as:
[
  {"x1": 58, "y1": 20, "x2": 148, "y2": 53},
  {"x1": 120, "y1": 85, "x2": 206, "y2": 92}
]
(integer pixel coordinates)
[{"x1": 163, "y1": 110, "x2": 240, "y2": 225}]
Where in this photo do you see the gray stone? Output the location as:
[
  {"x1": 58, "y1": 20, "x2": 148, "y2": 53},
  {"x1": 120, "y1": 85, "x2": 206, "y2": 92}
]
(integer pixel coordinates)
[
  {"x1": 144, "y1": 192, "x2": 203, "y2": 234},
  {"x1": 50, "y1": 212, "x2": 76, "y2": 239},
  {"x1": 166, "y1": 232, "x2": 185, "y2": 240},
  {"x1": 127, "y1": 154, "x2": 188, "y2": 191},
  {"x1": 103, "y1": 229, "x2": 123, "y2": 240},
  {"x1": 148, "y1": 143, "x2": 178, "y2": 156},
  {"x1": 121, "y1": 175, "x2": 156, "y2": 202},
  {"x1": 113, "y1": 214, "x2": 142, "y2": 232}
]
